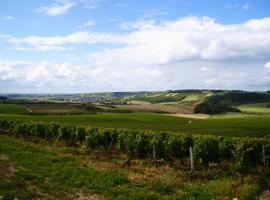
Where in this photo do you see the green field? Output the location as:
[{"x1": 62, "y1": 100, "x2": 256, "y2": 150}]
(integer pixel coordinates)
[
  {"x1": 238, "y1": 103, "x2": 270, "y2": 113},
  {"x1": 0, "y1": 104, "x2": 28, "y2": 114},
  {"x1": 1, "y1": 112, "x2": 270, "y2": 137},
  {"x1": 0, "y1": 103, "x2": 97, "y2": 115},
  {"x1": 180, "y1": 94, "x2": 201, "y2": 102}
]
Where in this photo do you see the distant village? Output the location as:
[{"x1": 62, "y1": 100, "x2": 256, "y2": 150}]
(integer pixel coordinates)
[{"x1": 64, "y1": 96, "x2": 106, "y2": 103}]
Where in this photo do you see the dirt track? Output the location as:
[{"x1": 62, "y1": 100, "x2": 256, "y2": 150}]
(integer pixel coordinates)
[{"x1": 165, "y1": 113, "x2": 210, "y2": 119}]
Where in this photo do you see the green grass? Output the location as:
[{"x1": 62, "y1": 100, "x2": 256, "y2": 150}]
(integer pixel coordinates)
[
  {"x1": 0, "y1": 135, "x2": 173, "y2": 199},
  {"x1": 27, "y1": 104, "x2": 88, "y2": 115},
  {"x1": 180, "y1": 94, "x2": 201, "y2": 102},
  {"x1": 238, "y1": 103, "x2": 270, "y2": 113},
  {"x1": 0, "y1": 104, "x2": 28, "y2": 114},
  {"x1": 0, "y1": 112, "x2": 270, "y2": 137},
  {"x1": 1, "y1": 135, "x2": 269, "y2": 199}
]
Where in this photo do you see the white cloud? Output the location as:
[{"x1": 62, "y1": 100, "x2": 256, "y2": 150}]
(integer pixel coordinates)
[
  {"x1": 88, "y1": 17, "x2": 270, "y2": 68},
  {"x1": 0, "y1": 59, "x2": 165, "y2": 92},
  {"x1": 2, "y1": 16, "x2": 270, "y2": 64},
  {"x1": 0, "y1": 61, "x2": 16, "y2": 81},
  {"x1": 55, "y1": 63, "x2": 76, "y2": 78},
  {"x1": 26, "y1": 61, "x2": 50, "y2": 81},
  {"x1": 81, "y1": 0, "x2": 99, "y2": 10},
  {"x1": 242, "y1": 3, "x2": 249, "y2": 10},
  {"x1": 38, "y1": 2, "x2": 75, "y2": 16},
  {"x1": 1, "y1": 17, "x2": 270, "y2": 92},
  {"x1": 1, "y1": 16, "x2": 15, "y2": 20},
  {"x1": 115, "y1": 2, "x2": 129, "y2": 7},
  {"x1": 143, "y1": 9, "x2": 168, "y2": 18},
  {"x1": 4, "y1": 31, "x2": 122, "y2": 51},
  {"x1": 5, "y1": 17, "x2": 270, "y2": 57},
  {"x1": 264, "y1": 61, "x2": 270, "y2": 69},
  {"x1": 227, "y1": 3, "x2": 250, "y2": 11},
  {"x1": 109, "y1": 18, "x2": 118, "y2": 23},
  {"x1": 78, "y1": 20, "x2": 95, "y2": 29},
  {"x1": 200, "y1": 66, "x2": 210, "y2": 72}
]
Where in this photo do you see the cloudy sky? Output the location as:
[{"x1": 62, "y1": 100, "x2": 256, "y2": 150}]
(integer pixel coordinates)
[{"x1": 0, "y1": 0, "x2": 270, "y2": 93}]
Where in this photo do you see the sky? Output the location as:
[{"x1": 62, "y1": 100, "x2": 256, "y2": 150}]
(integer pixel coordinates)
[{"x1": 0, "y1": 0, "x2": 270, "y2": 93}]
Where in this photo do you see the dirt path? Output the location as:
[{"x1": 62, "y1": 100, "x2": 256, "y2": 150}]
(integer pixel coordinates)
[{"x1": 165, "y1": 113, "x2": 210, "y2": 119}]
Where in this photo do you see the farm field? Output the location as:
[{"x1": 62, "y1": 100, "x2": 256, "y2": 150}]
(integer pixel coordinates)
[
  {"x1": 115, "y1": 103, "x2": 194, "y2": 114},
  {"x1": 238, "y1": 103, "x2": 270, "y2": 113},
  {"x1": 125, "y1": 92, "x2": 207, "y2": 105},
  {"x1": 0, "y1": 103, "x2": 95, "y2": 115},
  {"x1": 0, "y1": 112, "x2": 270, "y2": 137},
  {"x1": 27, "y1": 104, "x2": 87, "y2": 114},
  {"x1": 0, "y1": 104, "x2": 28, "y2": 114}
]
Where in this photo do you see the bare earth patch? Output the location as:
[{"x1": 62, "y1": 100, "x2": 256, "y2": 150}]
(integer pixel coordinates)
[
  {"x1": 165, "y1": 113, "x2": 210, "y2": 119},
  {"x1": 126, "y1": 101, "x2": 151, "y2": 105},
  {"x1": 0, "y1": 153, "x2": 9, "y2": 160},
  {"x1": 260, "y1": 190, "x2": 270, "y2": 200},
  {"x1": 0, "y1": 164, "x2": 17, "y2": 178},
  {"x1": 64, "y1": 192, "x2": 103, "y2": 200}
]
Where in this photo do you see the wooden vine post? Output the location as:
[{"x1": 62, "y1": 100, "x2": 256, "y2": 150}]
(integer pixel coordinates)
[
  {"x1": 153, "y1": 145, "x2": 157, "y2": 168},
  {"x1": 189, "y1": 147, "x2": 194, "y2": 172},
  {"x1": 262, "y1": 145, "x2": 266, "y2": 167},
  {"x1": 122, "y1": 139, "x2": 131, "y2": 167}
]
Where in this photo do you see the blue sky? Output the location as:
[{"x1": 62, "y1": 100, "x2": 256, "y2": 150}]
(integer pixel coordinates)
[{"x1": 0, "y1": 0, "x2": 270, "y2": 93}]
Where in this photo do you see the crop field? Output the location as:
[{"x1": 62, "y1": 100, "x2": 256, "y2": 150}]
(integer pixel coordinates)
[
  {"x1": 0, "y1": 104, "x2": 28, "y2": 114},
  {"x1": 238, "y1": 103, "x2": 270, "y2": 113},
  {"x1": 115, "y1": 103, "x2": 194, "y2": 114},
  {"x1": 27, "y1": 104, "x2": 86, "y2": 114},
  {"x1": 0, "y1": 103, "x2": 91, "y2": 115},
  {"x1": 126, "y1": 92, "x2": 205, "y2": 104},
  {"x1": 180, "y1": 94, "x2": 201, "y2": 102},
  {"x1": 0, "y1": 112, "x2": 270, "y2": 137}
]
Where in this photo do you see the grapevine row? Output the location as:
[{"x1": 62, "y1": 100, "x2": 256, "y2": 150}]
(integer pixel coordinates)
[{"x1": 0, "y1": 120, "x2": 269, "y2": 172}]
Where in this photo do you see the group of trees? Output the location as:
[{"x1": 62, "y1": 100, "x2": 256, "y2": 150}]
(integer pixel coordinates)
[
  {"x1": 194, "y1": 91, "x2": 270, "y2": 114},
  {"x1": 0, "y1": 120, "x2": 269, "y2": 172}
]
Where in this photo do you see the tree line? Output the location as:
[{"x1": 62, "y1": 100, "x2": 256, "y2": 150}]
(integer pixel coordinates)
[{"x1": 194, "y1": 91, "x2": 270, "y2": 114}]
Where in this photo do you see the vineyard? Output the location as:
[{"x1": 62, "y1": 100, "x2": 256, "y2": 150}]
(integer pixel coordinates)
[{"x1": 1, "y1": 120, "x2": 269, "y2": 172}]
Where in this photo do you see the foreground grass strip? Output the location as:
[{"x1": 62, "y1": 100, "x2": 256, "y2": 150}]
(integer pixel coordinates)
[{"x1": 0, "y1": 135, "x2": 175, "y2": 200}]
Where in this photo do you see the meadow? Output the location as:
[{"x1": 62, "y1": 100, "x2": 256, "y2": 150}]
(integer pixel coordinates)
[
  {"x1": 238, "y1": 103, "x2": 270, "y2": 113},
  {"x1": 0, "y1": 104, "x2": 28, "y2": 114}
]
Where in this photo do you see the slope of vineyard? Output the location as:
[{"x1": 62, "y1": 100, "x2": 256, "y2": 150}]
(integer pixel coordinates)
[{"x1": 1, "y1": 120, "x2": 270, "y2": 199}]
